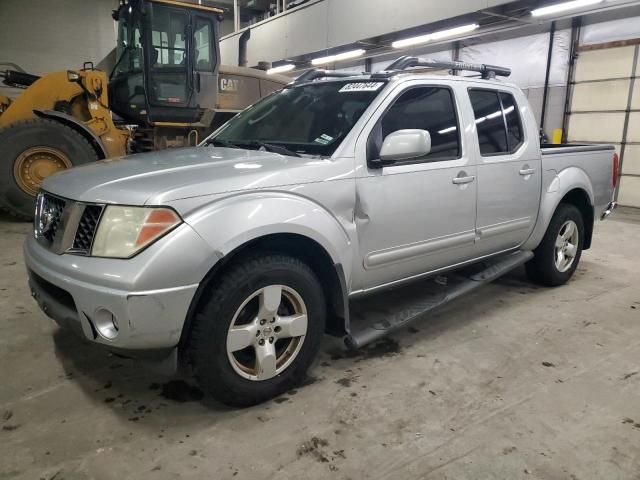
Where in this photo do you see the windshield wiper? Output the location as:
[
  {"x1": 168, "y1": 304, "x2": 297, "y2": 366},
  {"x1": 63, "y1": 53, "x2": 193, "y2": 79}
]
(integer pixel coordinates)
[
  {"x1": 245, "y1": 141, "x2": 301, "y2": 158},
  {"x1": 205, "y1": 138, "x2": 242, "y2": 149}
]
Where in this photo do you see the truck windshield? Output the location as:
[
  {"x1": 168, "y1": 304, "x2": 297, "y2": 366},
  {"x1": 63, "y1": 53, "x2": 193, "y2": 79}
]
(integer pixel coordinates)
[{"x1": 210, "y1": 80, "x2": 387, "y2": 156}]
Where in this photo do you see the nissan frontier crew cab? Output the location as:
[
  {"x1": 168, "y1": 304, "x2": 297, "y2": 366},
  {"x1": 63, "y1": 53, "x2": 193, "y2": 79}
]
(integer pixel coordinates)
[{"x1": 25, "y1": 57, "x2": 618, "y2": 406}]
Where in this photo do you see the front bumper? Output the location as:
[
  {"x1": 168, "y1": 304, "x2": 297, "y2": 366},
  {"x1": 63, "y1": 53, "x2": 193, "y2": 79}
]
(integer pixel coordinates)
[{"x1": 24, "y1": 223, "x2": 217, "y2": 352}]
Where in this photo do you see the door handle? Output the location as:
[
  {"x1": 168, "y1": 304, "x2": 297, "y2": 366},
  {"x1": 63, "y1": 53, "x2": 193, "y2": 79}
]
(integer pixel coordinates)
[
  {"x1": 452, "y1": 175, "x2": 476, "y2": 185},
  {"x1": 519, "y1": 168, "x2": 535, "y2": 176}
]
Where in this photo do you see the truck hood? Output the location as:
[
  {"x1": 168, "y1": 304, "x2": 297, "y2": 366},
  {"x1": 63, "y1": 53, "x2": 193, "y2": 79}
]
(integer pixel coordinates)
[{"x1": 42, "y1": 147, "x2": 344, "y2": 206}]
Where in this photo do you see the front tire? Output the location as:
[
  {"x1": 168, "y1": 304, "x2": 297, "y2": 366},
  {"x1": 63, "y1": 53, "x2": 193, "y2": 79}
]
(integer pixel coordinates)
[
  {"x1": 526, "y1": 203, "x2": 584, "y2": 286},
  {"x1": 0, "y1": 119, "x2": 99, "y2": 220},
  {"x1": 187, "y1": 253, "x2": 326, "y2": 407}
]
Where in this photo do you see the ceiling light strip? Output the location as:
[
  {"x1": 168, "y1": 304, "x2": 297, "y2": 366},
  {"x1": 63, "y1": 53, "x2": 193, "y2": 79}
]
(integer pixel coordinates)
[
  {"x1": 531, "y1": 0, "x2": 604, "y2": 17},
  {"x1": 392, "y1": 23, "x2": 480, "y2": 49},
  {"x1": 267, "y1": 64, "x2": 296, "y2": 74},
  {"x1": 311, "y1": 49, "x2": 366, "y2": 66}
]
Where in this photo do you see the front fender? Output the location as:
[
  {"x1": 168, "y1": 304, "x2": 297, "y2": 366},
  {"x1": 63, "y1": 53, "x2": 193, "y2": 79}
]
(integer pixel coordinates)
[
  {"x1": 183, "y1": 191, "x2": 354, "y2": 285},
  {"x1": 523, "y1": 166, "x2": 594, "y2": 250}
]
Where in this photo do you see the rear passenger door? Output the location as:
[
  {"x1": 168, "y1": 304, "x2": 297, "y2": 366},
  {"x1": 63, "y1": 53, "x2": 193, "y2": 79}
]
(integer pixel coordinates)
[
  {"x1": 468, "y1": 88, "x2": 541, "y2": 257},
  {"x1": 353, "y1": 83, "x2": 477, "y2": 291}
]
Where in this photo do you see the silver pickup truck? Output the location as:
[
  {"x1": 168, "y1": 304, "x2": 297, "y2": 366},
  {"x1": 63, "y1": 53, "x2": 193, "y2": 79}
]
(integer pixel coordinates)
[{"x1": 24, "y1": 57, "x2": 618, "y2": 406}]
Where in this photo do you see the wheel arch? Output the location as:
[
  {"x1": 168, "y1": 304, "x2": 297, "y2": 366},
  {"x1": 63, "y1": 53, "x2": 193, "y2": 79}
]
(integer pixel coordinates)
[
  {"x1": 559, "y1": 188, "x2": 594, "y2": 249},
  {"x1": 179, "y1": 232, "x2": 350, "y2": 355},
  {"x1": 33, "y1": 109, "x2": 108, "y2": 159},
  {"x1": 524, "y1": 167, "x2": 595, "y2": 251}
]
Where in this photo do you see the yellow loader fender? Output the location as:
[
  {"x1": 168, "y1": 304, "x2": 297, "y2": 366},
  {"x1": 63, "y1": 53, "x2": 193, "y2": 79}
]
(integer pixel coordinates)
[
  {"x1": 34, "y1": 109, "x2": 110, "y2": 160},
  {"x1": 0, "y1": 69, "x2": 129, "y2": 220}
]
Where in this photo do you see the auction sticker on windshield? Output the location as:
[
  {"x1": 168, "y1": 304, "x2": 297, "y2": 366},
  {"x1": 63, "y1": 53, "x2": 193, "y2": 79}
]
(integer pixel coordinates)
[{"x1": 339, "y1": 82, "x2": 385, "y2": 92}]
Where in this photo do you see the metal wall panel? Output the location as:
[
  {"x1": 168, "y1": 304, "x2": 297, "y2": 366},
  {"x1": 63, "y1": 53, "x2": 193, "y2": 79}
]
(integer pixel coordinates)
[
  {"x1": 622, "y1": 145, "x2": 640, "y2": 175},
  {"x1": 574, "y1": 46, "x2": 635, "y2": 81},
  {"x1": 571, "y1": 80, "x2": 631, "y2": 111},
  {"x1": 632, "y1": 81, "x2": 640, "y2": 109},
  {"x1": 627, "y1": 113, "x2": 640, "y2": 142},
  {"x1": 568, "y1": 38, "x2": 639, "y2": 207},
  {"x1": 567, "y1": 113, "x2": 626, "y2": 143},
  {"x1": 617, "y1": 177, "x2": 640, "y2": 206}
]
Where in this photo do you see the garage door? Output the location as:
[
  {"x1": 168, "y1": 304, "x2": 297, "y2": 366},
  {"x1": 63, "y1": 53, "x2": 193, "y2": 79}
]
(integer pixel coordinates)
[{"x1": 567, "y1": 43, "x2": 640, "y2": 207}]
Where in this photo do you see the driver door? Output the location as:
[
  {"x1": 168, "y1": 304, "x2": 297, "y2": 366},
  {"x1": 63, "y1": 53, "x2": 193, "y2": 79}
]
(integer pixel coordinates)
[{"x1": 353, "y1": 82, "x2": 477, "y2": 291}]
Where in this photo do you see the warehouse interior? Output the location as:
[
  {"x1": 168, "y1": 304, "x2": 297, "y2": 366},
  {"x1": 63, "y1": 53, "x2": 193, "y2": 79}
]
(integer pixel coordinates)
[{"x1": 1, "y1": 0, "x2": 640, "y2": 478}]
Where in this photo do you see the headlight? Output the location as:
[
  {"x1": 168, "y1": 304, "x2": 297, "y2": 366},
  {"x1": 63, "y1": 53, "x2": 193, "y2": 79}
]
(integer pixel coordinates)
[{"x1": 91, "y1": 206, "x2": 182, "y2": 258}]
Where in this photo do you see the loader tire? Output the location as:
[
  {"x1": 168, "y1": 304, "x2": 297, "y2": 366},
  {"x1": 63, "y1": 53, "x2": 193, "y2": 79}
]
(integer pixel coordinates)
[{"x1": 0, "y1": 119, "x2": 99, "y2": 221}]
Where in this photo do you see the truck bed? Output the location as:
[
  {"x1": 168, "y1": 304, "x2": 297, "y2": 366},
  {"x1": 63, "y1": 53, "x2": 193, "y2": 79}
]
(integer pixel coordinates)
[{"x1": 540, "y1": 142, "x2": 615, "y2": 223}]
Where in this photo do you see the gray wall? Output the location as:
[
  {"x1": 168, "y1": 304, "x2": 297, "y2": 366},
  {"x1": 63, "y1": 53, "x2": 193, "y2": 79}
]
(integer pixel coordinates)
[
  {"x1": 219, "y1": 0, "x2": 515, "y2": 66},
  {"x1": 0, "y1": 0, "x2": 117, "y2": 98}
]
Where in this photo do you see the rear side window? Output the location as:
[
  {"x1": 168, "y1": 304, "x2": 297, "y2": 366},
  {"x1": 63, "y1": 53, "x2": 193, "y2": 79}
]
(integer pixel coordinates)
[
  {"x1": 500, "y1": 92, "x2": 524, "y2": 150},
  {"x1": 469, "y1": 89, "x2": 524, "y2": 155},
  {"x1": 374, "y1": 86, "x2": 460, "y2": 162}
]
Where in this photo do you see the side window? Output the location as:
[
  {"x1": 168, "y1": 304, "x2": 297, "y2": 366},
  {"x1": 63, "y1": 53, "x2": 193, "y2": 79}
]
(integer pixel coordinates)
[
  {"x1": 194, "y1": 18, "x2": 214, "y2": 71},
  {"x1": 500, "y1": 92, "x2": 524, "y2": 151},
  {"x1": 469, "y1": 90, "x2": 507, "y2": 154},
  {"x1": 371, "y1": 86, "x2": 461, "y2": 162},
  {"x1": 469, "y1": 89, "x2": 524, "y2": 155}
]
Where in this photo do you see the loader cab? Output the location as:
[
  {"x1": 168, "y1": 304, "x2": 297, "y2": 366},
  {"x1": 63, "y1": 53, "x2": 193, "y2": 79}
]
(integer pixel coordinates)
[{"x1": 109, "y1": 0, "x2": 222, "y2": 126}]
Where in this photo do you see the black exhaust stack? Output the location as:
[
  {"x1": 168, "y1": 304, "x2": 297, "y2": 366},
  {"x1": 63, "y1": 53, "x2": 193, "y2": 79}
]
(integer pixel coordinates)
[{"x1": 238, "y1": 28, "x2": 251, "y2": 67}]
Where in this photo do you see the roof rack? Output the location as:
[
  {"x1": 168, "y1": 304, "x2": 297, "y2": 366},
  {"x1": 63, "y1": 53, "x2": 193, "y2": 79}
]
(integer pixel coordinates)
[
  {"x1": 372, "y1": 56, "x2": 511, "y2": 79},
  {"x1": 294, "y1": 69, "x2": 361, "y2": 83}
]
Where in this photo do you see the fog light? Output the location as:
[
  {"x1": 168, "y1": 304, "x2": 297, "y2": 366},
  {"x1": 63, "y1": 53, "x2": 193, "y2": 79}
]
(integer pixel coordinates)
[{"x1": 94, "y1": 308, "x2": 119, "y2": 339}]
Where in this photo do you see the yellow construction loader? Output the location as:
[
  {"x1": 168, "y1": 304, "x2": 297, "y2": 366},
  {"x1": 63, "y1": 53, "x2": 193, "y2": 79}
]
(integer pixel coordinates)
[{"x1": 0, "y1": 0, "x2": 289, "y2": 219}]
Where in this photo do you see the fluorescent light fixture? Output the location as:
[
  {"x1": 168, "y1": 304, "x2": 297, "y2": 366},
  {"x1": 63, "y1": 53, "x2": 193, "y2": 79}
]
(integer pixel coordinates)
[
  {"x1": 267, "y1": 64, "x2": 295, "y2": 74},
  {"x1": 531, "y1": 0, "x2": 603, "y2": 17},
  {"x1": 392, "y1": 24, "x2": 479, "y2": 49},
  {"x1": 311, "y1": 49, "x2": 365, "y2": 66}
]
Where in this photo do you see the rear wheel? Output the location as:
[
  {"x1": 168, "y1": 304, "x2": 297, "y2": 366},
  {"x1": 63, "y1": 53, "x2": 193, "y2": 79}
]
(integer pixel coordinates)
[
  {"x1": 0, "y1": 119, "x2": 99, "y2": 220},
  {"x1": 526, "y1": 203, "x2": 584, "y2": 286},
  {"x1": 187, "y1": 253, "x2": 326, "y2": 406}
]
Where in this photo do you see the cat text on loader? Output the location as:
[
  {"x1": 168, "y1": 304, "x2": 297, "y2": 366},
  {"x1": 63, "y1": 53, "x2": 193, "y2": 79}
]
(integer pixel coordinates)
[{"x1": 0, "y1": 0, "x2": 289, "y2": 220}]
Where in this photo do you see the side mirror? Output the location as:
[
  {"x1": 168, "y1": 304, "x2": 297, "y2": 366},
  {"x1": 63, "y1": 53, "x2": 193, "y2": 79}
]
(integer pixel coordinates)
[{"x1": 378, "y1": 129, "x2": 431, "y2": 165}]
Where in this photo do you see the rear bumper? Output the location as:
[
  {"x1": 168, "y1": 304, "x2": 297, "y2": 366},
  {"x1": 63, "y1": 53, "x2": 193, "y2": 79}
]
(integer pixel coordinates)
[{"x1": 601, "y1": 201, "x2": 617, "y2": 220}]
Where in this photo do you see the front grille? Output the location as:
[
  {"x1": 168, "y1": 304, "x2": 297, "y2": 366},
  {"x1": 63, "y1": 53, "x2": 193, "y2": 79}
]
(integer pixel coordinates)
[
  {"x1": 35, "y1": 192, "x2": 104, "y2": 255},
  {"x1": 37, "y1": 194, "x2": 67, "y2": 244},
  {"x1": 72, "y1": 205, "x2": 103, "y2": 252}
]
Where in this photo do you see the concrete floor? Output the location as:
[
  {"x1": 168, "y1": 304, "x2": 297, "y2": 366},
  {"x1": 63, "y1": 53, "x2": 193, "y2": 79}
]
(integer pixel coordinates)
[{"x1": 1, "y1": 209, "x2": 640, "y2": 480}]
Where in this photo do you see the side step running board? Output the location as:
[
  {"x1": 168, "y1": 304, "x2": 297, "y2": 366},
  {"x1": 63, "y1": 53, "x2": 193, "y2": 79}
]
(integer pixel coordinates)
[{"x1": 344, "y1": 250, "x2": 534, "y2": 349}]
